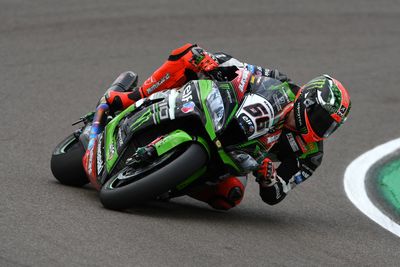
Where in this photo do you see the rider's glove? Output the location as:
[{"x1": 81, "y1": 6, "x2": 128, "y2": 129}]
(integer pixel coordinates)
[
  {"x1": 190, "y1": 46, "x2": 219, "y2": 72},
  {"x1": 255, "y1": 158, "x2": 277, "y2": 187},
  {"x1": 267, "y1": 69, "x2": 290, "y2": 82}
]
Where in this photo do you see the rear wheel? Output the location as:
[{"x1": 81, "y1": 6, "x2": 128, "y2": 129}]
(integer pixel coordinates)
[
  {"x1": 50, "y1": 134, "x2": 89, "y2": 187},
  {"x1": 99, "y1": 143, "x2": 208, "y2": 210}
]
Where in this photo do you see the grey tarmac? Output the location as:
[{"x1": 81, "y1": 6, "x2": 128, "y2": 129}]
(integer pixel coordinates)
[{"x1": 1, "y1": 0, "x2": 400, "y2": 266}]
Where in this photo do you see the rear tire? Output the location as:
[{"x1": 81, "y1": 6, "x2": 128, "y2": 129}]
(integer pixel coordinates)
[
  {"x1": 99, "y1": 143, "x2": 207, "y2": 210},
  {"x1": 50, "y1": 134, "x2": 89, "y2": 187}
]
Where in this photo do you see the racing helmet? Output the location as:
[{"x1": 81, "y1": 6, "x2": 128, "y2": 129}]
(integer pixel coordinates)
[{"x1": 293, "y1": 75, "x2": 351, "y2": 143}]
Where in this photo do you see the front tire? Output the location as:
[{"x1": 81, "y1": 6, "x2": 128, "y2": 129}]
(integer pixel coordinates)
[
  {"x1": 50, "y1": 134, "x2": 89, "y2": 187},
  {"x1": 99, "y1": 143, "x2": 208, "y2": 210}
]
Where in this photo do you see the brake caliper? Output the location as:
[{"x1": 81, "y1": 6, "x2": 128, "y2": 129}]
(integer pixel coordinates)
[{"x1": 126, "y1": 146, "x2": 157, "y2": 167}]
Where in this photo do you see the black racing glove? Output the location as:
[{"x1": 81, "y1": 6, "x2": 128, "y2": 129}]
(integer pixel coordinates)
[{"x1": 267, "y1": 69, "x2": 290, "y2": 82}]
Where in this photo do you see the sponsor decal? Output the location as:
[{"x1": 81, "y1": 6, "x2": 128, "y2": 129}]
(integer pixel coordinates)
[
  {"x1": 87, "y1": 147, "x2": 93, "y2": 175},
  {"x1": 236, "y1": 94, "x2": 275, "y2": 139},
  {"x1": 258, "y1": 132, "x2": 281, "y2": 150},
  {"x1": 238, "y1": 70, "x2": 250, "y2": 92},
  {"x1": 146, "y1": 73, "x2": 170, "y2": 94},
  {"x1": 302, "y1": 164, "x2": 314, "y2": 174},
  {"x1": 267, "y1": 133, "x2": 280, "y2": 144},
  {"x1": 273, "y1": 94, "x2": 284, "y2": 111},
  {"x1": 281, "y1": 87, "x2": 290, "y2": 103},
  {"x1": 295, "y1": 102, "x2": 303, "y2": 128},
  {"x1": 159, "y1": 101, "x2": 169, "y2": 120},
  {"x1": 108, "y1": 143, "x2": 115, "y2": 160},
  {"x1": 225, "y1": 89, "x2": 234, "y2": 104},
  {"x1": 274, "y1": 183, "x2": 281, "y2": 199},
  {"x1": 130, "y1": 108, "x2": 152, "y2": 130},
  {"x1": 182, "y1": 84, "x2": 193, "y2": 102},
  {"x1": 295, "y1": 135, "x2": 307, "y2": 153},
  {"x1": 255, "y1": 76, "x2": 262, "y2": 85},
  {"x1": 256, "y1": 66, "x2": 263, "y2": 76},
  {"x1": 294, "y1": 173, "x2": 303, "y2": 184},
  {"x1": 303, "y1": 98, "x2": 315, "y2": 108},
  {"x1": 306, "y1": 142, "x2": 316, "y2": 152},
  {"x1": 181, "y1": 101, "x2": 195, "y2": 113},
  {"x1": 337, "y1": 105, "x2": 347, "y2": 117},
  {"x1": 117, "y1": 127, "x2": 124, "y2": 147},
  {"x1": 96, "y1": 135, "x2": 103, "y2": 175},
  {"x1": 246, "y1": 64, "x2": 255, "y2": 73},
  {"x1": 301, "y1": 171, "x2": 310, "y2": 179},
  {"x1": 286, "y1": 133, "x2": 299, "y2": 152},
  {"x1": 238, "y1": 114, "x2": 255, "y2": 135}
]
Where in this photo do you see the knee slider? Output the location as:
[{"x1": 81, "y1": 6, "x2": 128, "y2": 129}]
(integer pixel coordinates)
[{"x1": 208, "y1": 186, "x2": 243, "y2": 210}]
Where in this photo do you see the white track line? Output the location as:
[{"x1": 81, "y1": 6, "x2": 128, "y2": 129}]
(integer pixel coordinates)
[{"x1": 344, "y1": 138, "x2": 400, "y2": 237}]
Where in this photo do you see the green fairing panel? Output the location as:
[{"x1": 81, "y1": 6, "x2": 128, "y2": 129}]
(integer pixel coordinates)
[
  {"x1": 282, "y1": 82, "x2": 296, "y2": 101},
  {"x1": 217, "y1": 149, "x2": 241, "y2": 173},
  {"x1": 104, "y1": 104, "x2": 137, "y2": 172},
  {"x1": 217, "y1": 82, "x2": 239, "y2": 125},
  {"x1": 153, "y1": 130, "x2": 210, "y2": 158},
  {"x1": 153, "y1": 130, "x2": 192, "y2": 156}
]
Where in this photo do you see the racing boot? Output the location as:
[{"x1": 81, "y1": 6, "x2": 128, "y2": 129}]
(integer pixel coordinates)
[{"x1": 105, "y1": 71, "x2": 143, "y2": 111}]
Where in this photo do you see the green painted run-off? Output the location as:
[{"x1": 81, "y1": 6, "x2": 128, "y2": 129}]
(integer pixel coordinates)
[{"x1": 378, "y1": 158, "x2": 400, "y2": 214}]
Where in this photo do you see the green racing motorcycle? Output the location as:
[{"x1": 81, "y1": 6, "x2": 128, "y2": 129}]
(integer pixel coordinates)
[{"x1": 51, "y1": 70, "x2": 295, "y2": 210}]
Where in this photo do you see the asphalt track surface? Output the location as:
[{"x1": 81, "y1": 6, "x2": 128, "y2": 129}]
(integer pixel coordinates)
[{"x1": 1, "y1": 0, "x2": 400, "y2": 266}]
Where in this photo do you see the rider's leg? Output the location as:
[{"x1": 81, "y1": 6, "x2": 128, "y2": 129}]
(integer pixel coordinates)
[
  {"x1": 105, "y1": 43, "x2": 200, "y2": 111},
  {"x1": 188, "y1": 176, "x2": 247, "y2": 210}
]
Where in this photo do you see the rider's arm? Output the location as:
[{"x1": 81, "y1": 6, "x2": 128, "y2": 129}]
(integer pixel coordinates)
[
  {"x1": 211, "y1": 52, "x2": 291, "y2": 83},
  {"x1": 138, "y1": 43, "x2": 219, "y2": 97},
  {"x1": 257, "y1": 139, "x2": 324, "y2": 205}
]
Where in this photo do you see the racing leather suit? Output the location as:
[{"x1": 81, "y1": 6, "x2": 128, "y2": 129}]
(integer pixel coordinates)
[{"x1": 85, "y1": 43, "x2": 324, "y2": 209}]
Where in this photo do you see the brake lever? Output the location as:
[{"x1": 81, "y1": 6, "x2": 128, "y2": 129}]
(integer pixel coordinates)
[{"x1": 72, "y1": 111, "x2": 95, "y2": 126}]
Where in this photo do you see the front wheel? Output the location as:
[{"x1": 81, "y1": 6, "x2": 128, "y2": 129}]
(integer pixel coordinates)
[
  {"x1": 99, "y1": 143, "x2": 208, "y2": 210},
  {"x1": 50, "y1": 133, "x2": 89, "y2": 187}
]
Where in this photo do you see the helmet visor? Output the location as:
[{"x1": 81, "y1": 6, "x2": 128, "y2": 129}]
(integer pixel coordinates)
[{"x1": 307, "y1": 104, "x2": 340, "y2": 138}]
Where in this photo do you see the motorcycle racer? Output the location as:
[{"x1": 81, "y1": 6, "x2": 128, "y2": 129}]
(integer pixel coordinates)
[{"x1": 83, "y1": 43, "x2": 351, "y2": 210}]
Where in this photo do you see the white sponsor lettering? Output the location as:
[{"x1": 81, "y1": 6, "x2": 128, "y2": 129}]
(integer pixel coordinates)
[
  {"x1": 238, "y1": 70, "x2": 250, "y2": 92},
  {"x1": 267, "y1": 134, "x2": 280, "y2": 144},
  {"x1": 96, "y1": 135, "x2": 103, "y2": 175},
  {"x1": 88, "y1": 148, "x2": 93, "y2": 175},
  {"x1": 147, "y1": 73, "x2": 170, "y2": 94},
  {"x1": 286, "y1": 133, "x2": 299, "y2": 152},
  {"x1": 117, "y1": 128, "x2": 124, "y2": 147},
  {"x1": 108, "y1": 143, "x2": 115, "y2": 160},
  {"x1": 182, "y1": 84, "x2": 193, "y2": 102}
]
